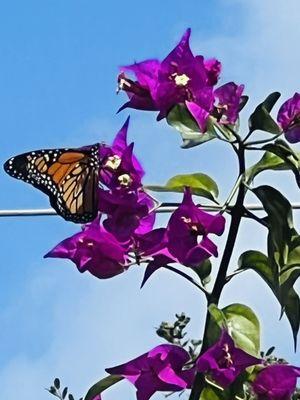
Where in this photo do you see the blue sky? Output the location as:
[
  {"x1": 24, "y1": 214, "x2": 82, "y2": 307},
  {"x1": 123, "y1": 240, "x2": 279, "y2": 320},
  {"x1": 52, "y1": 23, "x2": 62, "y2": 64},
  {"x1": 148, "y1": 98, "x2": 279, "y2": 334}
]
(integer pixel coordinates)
[{"x1": 0, "y1": 1, "x2": 299, "y2": 399}]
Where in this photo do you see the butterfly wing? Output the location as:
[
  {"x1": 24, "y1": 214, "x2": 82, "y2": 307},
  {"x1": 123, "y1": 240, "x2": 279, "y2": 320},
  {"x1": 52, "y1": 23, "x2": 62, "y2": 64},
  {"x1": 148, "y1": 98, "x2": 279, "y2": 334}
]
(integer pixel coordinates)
[{"x1": 4, "y1": 144, "x2": 100, "y2": 223}]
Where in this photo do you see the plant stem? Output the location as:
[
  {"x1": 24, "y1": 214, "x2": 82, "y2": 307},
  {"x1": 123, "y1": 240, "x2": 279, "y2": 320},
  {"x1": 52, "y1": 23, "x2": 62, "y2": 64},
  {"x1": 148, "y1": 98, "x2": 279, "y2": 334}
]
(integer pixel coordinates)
[
  {"x1": 189, "y1": 146, "x2": 246, "y2": 400},
  {"x1": 242, "y1": 129, "x2": 254, "y2": 144},
  {"x1": 221, "y1": 174, "x2": 243, "y2": 212},
  {"x1": 243, "y1": 208, "x2": 269, "y2": 228},
  {"x1": 163, "y1": 265, "x2": 209, "y2": 298},
  {"x1": 244, "y1": 146, "x2": 264, "y2": 151},
  {"x1": 245, "y1": 131, "x2": 283, "y2": 146}
]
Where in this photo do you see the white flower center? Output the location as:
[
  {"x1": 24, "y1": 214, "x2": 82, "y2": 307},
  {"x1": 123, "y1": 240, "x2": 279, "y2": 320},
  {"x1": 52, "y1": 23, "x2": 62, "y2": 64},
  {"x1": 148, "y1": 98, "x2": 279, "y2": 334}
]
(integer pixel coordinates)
[
  {"x1": 118, "y1": 173, "x2": 132, "y2": 187},
  {"x1": 181, "y1": 216, "x2": 198, "y2": 233},
  {"x1": 105, "y1": 155, "x2": 121, "y2": 170},
  {"x1": 174, "y1": 73, "x2": 190, "y2": 86},
  {"x1": 118, "y1": 77, "x2": 131, "y2": 90}
]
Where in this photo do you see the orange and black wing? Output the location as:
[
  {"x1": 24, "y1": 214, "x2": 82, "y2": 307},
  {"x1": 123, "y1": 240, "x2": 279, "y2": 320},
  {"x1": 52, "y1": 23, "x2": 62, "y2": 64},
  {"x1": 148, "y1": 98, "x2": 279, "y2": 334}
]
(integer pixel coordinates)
[{"x1": 3, "y1": 144, "x2": 100, "y2": 223}]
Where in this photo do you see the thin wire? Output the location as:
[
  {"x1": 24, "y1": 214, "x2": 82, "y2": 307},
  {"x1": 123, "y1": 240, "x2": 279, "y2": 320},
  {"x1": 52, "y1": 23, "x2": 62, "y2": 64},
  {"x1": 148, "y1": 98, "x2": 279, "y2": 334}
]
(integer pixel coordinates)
[{"x1": 1, "y1": 203, "x2": 300, "y2": 217}]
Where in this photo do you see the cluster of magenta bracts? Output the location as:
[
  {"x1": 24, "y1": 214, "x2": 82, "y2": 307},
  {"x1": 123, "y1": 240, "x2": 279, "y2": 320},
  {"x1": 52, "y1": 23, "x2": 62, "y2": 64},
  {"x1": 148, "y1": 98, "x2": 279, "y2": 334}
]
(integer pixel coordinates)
[
  {"x1": 45, "y1": 116, "x2": 225, "y2": 281},
  {"x1": 101, "y1": 330, "x2": 300, "y2": 400},
  {"x1": 117, "y1": 28, "x2": 243, "y2": 133},
  {"x1": 45, "y1": 122, "x2": 300, "y2": 400},
  {"x1": 118, "y1": 28, "x2": 300, "y2": 143}
]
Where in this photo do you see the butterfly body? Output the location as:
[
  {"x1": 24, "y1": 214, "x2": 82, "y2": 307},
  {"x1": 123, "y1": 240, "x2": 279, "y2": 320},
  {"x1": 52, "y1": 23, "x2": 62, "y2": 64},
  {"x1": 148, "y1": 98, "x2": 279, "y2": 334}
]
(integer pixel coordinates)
[{"x1": 4, "y1": 144, "x2": 100, "y2": 223}]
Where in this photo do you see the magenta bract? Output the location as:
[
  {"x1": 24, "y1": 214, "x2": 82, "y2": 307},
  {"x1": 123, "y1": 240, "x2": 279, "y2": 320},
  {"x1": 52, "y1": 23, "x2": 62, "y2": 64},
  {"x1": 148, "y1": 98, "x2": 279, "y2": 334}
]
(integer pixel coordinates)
[
  {"x1": 98, "y1": 189, "x2": 155, "y2": 241},
  {"x1": 44, "y1": 218, "x2": 129, "y2": 279},
  {"x1": 186, "y1": 100, "x2": 211, "y2": 132},
  {"x1": 106, "y1": 344, "x2": 195, "y2": 400},
  {"x1": 196, "y1": 330, "x2": 261, "y2": 387},
  {"x1": 204, "y1": 58, "x2": 222, "y2": 86},
  {"x1": 214, "y1": 82, "x2": 244, "y2": 125},
  {"x1": 252, "y1": 364, "x2": 300, "y2": 400},
  {"x1": 100, "y1": 118, "x2": 144, "y2": 191},
  {"x1": 277, "y1": 93, "x2": 300, "y2": 143},
  {"x1": 166, "y1": 188, "x2": 225, "y2": 267}
]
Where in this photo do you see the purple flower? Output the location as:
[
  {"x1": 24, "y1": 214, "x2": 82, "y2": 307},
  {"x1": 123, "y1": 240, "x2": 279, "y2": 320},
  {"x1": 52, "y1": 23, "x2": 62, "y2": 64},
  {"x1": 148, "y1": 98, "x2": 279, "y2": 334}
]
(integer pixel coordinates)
[
  {"x1": 277, "y1": 93, "x2": 300, "y2": 143},
  {"x1": 117, "y1": 62, "x2": 160, "y2": 113},
  {"x1": 196, "y1": 330, "x2": 261, "y2": 387},
  {"x1": 44, "y1": 218, "x2": 129, "y2": 279},
  {"x1": 214, "y1": 82, "x2": 244, "y2": 125},
  {"x1": 118, "y1": 29, "x2": 219, "y2": 125},
  {"x1": 106, "y1": 344, "x2": 195, "y2": 400},
  {"x1": 166, "y1": 188, "x2": 225, "y2": 267},
  {"x1": 100, "y1": 118, "x2": 144, "y2": 190},
  {"x1": 252, "y1": 364, "x2": 300, "y2": 400},
  {"x1": 98, "y1": 189, "x2": 155, "y2": 241}
]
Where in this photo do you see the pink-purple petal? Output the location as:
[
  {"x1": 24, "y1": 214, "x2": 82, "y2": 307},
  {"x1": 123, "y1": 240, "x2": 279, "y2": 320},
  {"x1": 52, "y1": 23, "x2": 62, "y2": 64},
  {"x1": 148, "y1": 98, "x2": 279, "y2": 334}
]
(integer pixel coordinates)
[
  {"x1": 252, "y1": 364, "x2": 300, "y2": 400},
  {"x1": 186, "y1": 101, "x2": 210, "y2": 132},
  {"x1": 106, "y1": 344, "x2": 191, "y2": 400},
  {"x1": 204, "y1": 57, "x2": 222, "y2": 85},
  {"x1": 277, "y1": 93, "x2": 300, "y2": 130},
  {"x1": 161, "y1": 28, "x2": 193, "y2": 69},
  {"x1": 122, "y1": 59, "x2": 160, "y2": 88},
  {"x1": 284, "y1": 123, "x2": 300, "y2": 143},
  {"x1": 157, "y1": 365, "x2": 188, "y2": 388},
  {"x1": 214, "y1": 82, "x2": 244, "y2": 125}
]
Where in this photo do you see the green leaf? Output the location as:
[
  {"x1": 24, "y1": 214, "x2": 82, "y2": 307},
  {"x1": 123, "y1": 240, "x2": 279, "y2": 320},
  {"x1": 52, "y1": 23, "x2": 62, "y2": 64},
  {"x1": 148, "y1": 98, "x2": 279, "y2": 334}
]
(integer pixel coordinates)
[
  {"x1": 262, "y1": 140, "x2": 300, "y2": 187},
  {"x1": 281, "y1": 235, "x2": 300, "y2": 285},
  {"x1": 54, "y1": 378, "x2": 60, "y2": 390},
  {"x1": 238, "y1": 250, "x2": 278, "y2": 293},
  {"x1": 206, "y1": 304, "x2": 228, "y2": 347},
  {"x1": 253, "y1": 185, "x2": 294, "y2": 266},
  {"x1": 166, "y1": 104, "x2": 217, "y2": 148},
  {"x1": 281, "y1": 285, "x2": 300, "y2": 351},
  {"x1": 222, "y1": 304, "x2": 261, "y2": 356},
  {"x1": 192, "y1": 259, "x2": 212, "y2": 286},
  {"x1": 207, "y1": 303, "x2": 260, "y2": 356},
  {"x1": 238, "y1": 240, "x2": 300, "y2": 348},
  {"x1": 62, "y1": 387, "x2": 68, "y2": 399},
  {"x1": 245, "y1": 150, "x2": 300, "y2": 184},
  {"x1": 48, "y1": 386, "x2": 56, "y2": 395},
  {"x1": 214, "y1": 121, "x2": 238, "y2": 142},
  {"x1": 200, "y1": 387, "x2": 227, "y2": 400},
  {"x1": 209, "y1": 304, "x2": 228, "y2": 328},
  {"x1": 239, "y1": 95, "x2": 249, "y2": 111},
  {"x1": 265, "y1": 346, "x2": 275, "y2": 356},
  {"x1": 145, "y1": 173, "x2": 219, "y2": 201},
  {"x1": 84, "y1": 375, "x2": 123, "y2": 400},
  {"x1": 248, "y1": 92, "x2": 281, "y2": 134},
  {"x1": 280, "y1": 235, "x2": 300, "y2": 349}
]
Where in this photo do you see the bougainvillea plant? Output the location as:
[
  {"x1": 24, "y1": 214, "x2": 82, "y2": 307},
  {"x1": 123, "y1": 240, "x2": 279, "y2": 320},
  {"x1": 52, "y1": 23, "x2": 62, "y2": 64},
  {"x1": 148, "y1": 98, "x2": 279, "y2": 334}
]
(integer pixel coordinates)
[{"x1": 25, "y1": 29, "x2": 300, "y2": 399}]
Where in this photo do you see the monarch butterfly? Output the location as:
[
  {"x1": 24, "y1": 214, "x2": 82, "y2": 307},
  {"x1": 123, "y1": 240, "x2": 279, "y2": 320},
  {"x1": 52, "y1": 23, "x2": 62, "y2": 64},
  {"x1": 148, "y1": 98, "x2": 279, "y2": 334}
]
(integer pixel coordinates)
[{"x1": 3, "y1": 144, "x2": 100, "y2": 223}]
